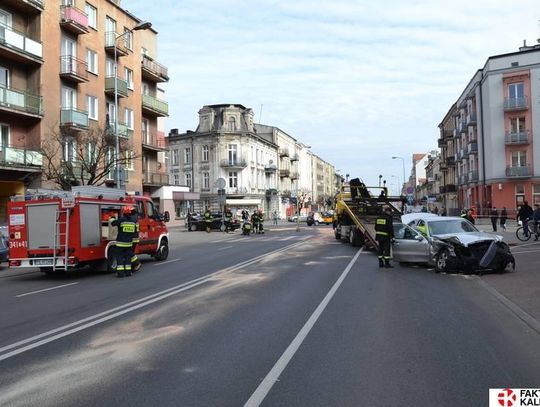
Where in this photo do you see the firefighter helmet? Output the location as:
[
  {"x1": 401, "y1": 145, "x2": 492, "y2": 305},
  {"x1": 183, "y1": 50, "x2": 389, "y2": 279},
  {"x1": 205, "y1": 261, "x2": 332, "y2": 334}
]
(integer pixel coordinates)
[{"x1": 122, "y1": 205, "x2": 134, "y2": 215}]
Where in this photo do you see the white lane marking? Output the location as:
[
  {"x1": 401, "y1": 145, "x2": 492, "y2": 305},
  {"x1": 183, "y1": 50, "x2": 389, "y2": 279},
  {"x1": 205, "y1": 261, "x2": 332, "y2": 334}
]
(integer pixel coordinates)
[
  {"x1": 0, "y1": 240, "x2": 309, "y2": 361},
  {"x1": 511, "y1": 249, "x2": 540, "y2": 255},
  {"x1": 15, "y1": 283, "x2": 79, "y2": 298},
  {"x1": 211, "y1": 238, "x2": 230, "y2": 243},
  {"x1": 512, "y1": 241, "x2": 540, "y2": 248},
  {"x1": 279, "y1": 236, "x2": 295, "y2": 241},
  {"x1": 154, "y1": 258, "x2": 181, "y2": 266},
  {"x1": 244, "y1": 248, "x2": 364, "y2": 407},
  {"x1": 218, "y1": 246, "x2": 234, "y2": 251}
]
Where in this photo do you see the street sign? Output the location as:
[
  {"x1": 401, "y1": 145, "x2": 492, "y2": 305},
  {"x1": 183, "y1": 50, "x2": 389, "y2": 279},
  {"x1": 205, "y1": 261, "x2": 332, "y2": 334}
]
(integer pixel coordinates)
[{"x1": 215, "y1": 178, "x2": 226, "y2": 189}]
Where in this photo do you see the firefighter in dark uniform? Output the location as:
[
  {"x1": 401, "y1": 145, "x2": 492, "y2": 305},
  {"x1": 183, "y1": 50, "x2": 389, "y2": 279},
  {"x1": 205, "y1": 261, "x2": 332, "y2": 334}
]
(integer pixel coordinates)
[
  {"x1": 224, "y1": 206, "x2": 233, "y2": 232},
  {"x1": 203, "y1": 207, "x2": 213, "y2": 232},
  {"x1": 375, "y1": 207, "x2": 395, "y2": 268},
  {"x1": 130, "y1": 207, "x2": 141, "y2": 272},
  {"x1": 112, "y1": 206, "x2": 137, "y2": 277},
  {"x1": 251, "y1": 210, "x2": 260, "y2": 234}
]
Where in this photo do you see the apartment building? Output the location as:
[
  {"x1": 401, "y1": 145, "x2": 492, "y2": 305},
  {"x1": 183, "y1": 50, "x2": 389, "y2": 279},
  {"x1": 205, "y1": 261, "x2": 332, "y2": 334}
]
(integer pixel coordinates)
[
  {"x1": 438, "y1": 103, "x2": 459, "y2": 215},
  {"x1": 439, "y1": 43, "x2": 540, "y2": 213},
  {"x1": 0, "y1": 0, "x2": 169, "y2": 221}
]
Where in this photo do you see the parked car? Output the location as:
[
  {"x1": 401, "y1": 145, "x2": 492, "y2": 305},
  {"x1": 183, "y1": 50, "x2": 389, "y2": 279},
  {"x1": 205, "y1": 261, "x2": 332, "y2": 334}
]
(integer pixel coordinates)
[
  {"x1": 186, "y1": 212, "x2": 240, "y2": 232},
  {"x1": 393, "y1": 214, "x2": 515, "y2": 274},
  {"x1": 0, "y1": 226, "x2": 8, "y2": 264},
  {"x1": 288, "y1": 214, "x2": 308, "y2": 223},
  {"x1": 307, "y1": 212, "x2": 333, "y2": 226}
]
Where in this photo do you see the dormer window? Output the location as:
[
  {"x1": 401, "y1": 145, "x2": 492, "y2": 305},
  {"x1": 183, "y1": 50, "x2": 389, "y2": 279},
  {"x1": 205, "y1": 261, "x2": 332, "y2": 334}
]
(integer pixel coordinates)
[{"x1": 228, "y1": 117, "x2": 236, "y2": 131}]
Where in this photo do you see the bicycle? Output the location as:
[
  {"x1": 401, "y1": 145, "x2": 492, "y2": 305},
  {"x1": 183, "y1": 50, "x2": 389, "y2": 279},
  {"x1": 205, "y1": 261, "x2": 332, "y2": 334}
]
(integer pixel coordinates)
[{"x1": 515, "y1": 219, "x2": 538, "y2": 241}]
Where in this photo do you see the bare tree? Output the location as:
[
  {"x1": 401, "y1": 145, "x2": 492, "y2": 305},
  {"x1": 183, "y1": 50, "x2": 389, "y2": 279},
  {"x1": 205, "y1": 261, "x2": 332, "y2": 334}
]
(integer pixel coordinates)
[{"x1": 41, "y1": 124, "x2": 137, "y2": 190}]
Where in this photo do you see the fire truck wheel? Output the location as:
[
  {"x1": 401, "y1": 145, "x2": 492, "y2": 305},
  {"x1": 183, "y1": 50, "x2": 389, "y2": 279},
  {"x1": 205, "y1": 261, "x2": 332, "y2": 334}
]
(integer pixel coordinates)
[{"x1": 154, "y1": 239, "x2": 169, "y2": 261}]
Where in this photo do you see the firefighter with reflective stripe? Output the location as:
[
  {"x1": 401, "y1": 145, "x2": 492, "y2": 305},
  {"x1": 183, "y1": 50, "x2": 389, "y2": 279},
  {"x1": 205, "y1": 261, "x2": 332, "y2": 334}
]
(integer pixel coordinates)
[
  {"x1": 130, "y1": 208, "x2": 141, "y2": 272},
  {"x1": 203, "y1": 207, "x2": 213, "y2": 232},
  {"x1": 224, "y1": 206, "x2": 233, "y2": 232},
  {"x1": 112, "y1": 206, "x2": 137, "y2": 278},
  {"x1": 375, "y1": 207, "x2": 395, "y2": 268}
]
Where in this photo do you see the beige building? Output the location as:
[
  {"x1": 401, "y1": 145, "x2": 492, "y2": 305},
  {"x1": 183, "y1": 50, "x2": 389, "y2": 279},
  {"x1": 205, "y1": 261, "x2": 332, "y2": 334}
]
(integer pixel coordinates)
[{"x1": 0, "y1": 0, "x2": 169, "y2": 221}]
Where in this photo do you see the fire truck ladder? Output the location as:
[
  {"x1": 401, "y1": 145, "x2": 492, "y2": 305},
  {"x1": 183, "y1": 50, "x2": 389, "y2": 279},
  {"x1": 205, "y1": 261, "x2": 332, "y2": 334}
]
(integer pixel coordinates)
[{"x1": 52, "y1": 206, "x2": 72, "y2": 271}]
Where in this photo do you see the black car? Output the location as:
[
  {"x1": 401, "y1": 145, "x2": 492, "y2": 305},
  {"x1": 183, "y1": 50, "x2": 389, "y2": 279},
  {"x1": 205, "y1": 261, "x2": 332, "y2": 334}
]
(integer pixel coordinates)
[
  {"x1": 186, "y1": 212, "x2": 240, "y2": 232},
  {"x1": 0, "y1": 226, "x2": 8, "y2": 264}
]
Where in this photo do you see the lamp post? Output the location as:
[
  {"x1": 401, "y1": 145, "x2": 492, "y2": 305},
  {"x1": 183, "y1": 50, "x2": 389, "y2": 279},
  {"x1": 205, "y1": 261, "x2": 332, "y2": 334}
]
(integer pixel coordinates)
[
  {"x1": 392, "y1": 156, "x2": 406, "y2": 195},
  {"x1": 114, "y1": 21, "x2": 152, "y2": 189}
]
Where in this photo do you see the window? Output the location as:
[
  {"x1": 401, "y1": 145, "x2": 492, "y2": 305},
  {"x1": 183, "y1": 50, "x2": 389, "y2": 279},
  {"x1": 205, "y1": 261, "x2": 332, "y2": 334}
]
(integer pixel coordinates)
[
  {"x1": 86, "y1": 49, "x2": 98, "y2": 74},
  {"x1": 172, "y1": 149, "x2": 179, "y2": 166},
  {"x1": 106, "y1": 101, "x2": 116, "y2": 125},
  {"x1": 509, "y1": 117, "x2": 525, "y2": 133},
  {"x1": 184, "y1": 147, "x2": 191, "y2": 164},
  {"x1": 141, "y1": 119, "x2": 149, "y2": 144},
  {"x1": 508, "y1": 82, "x2": 524, "y2": 99},
  {"x1": 124, "y1": 67, "x2": 133, "y2": 89},
  {"x1": 228, "y1": 117, "x2": 236, "y2": 131},
  {"x1": 146, "y1": 201, "x2": 156, "y2": 219},
  {"x1": 0, "y1": 124, "x2": 9, "y2": 151},
  {"x1": 105, "y1": 16, "x2": 116, "y2": 34},
  {"x1": 185, "y1": 173, "x2": 192, "y2": 189},
  {"x1": 63, "y1": 139, "x2": 77, "y2": 162},
  {"x1": 124, "y1": 108, "x2": 134, "y2": 129},
  {"x1": 87, "y1": 142, "x2": 96, "y2": 163},
  {"x1": 105, "y1": 58, "x2": 114, "y2": 76},
  {"x1": 61, "y1": 86, "x2": 77, "y2": 109},
  {"x1": 516, "y1": 184, "x2": 525, "y2": 208},
  {"x1": 86, "y1": 95, "x2": 98, "y2": 120},
  {"x1": 203, "y1": 172, "x2": 209, "y2": 189},
  {"x1": 124, "y1": 150, "x2": 134, "y2": 170},
  {"x1": 228, "y1": 144, "x2": 237, "y2": 164},
  {"x1": 0, "y1": 66, "x2": 9, "y2": 88},
  {"x1": 202, "y1": 145, "x2": 209, "y2": 161},
  {"x1": 228, "y1": 171, "x2": 238, "y2": 188},
  {"x1": 85, "y1": 3, "x2": 97, "y2": 29},
  {"x1": 533, "y1": 185, "x2": 540, "y2": 205},
  {"x1": 106, "y1": 147, "x2": 115, "y2": 180},
  {"x1": 511, "y1": 151, "x2": 527, "y2": 167},
  {"x1": 124, "y1": 27, "x2": 133, "y2": 50},
  {"x1": 173, "y1": 174, "x2": 179, "y2": 185},
  {"x1": 0, "y1": 9, "x2": 13, "y2": 28}
]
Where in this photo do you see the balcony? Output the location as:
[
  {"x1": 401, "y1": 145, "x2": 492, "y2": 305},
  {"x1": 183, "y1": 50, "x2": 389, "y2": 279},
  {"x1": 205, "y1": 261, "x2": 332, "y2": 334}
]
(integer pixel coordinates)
[
  {"x1": 0, "y1": 145, "x2": 42, "y2": 170},
  {"x1": 105, "y1": 76, "x2": 128, "y2": 98},
  {"x1": 466, "y1": 112, "x2": 477, "y2": 125},
  {"x1": 59, "y1": 56, "x2": 88, "y2": 83},
  {"x1": 504, "y1": 97, "x2": 528, "y2": 111},
  {"x1": 505, "y1": 131, "x2": 529, "y2": 145},
  {"x1": 0, "y1": 85, "x2": 43, "y2": 117},
  {"x1": 60, "y1": 108, "x2": 88, "y2": 130},
  {"x1": 220, "y1": 159, "x2": 247, "y2": 169},
  {"x1": 60, "y1": 5, "x2": 89, "y2": 35},
  {"x1": 290, "y1": 172, "x2": 299, "y2": 180},
  {"x1": 438, "y1": 138, "x2": 445, "y2": 148},
  {"x1": 467, "y1": 142, "x2": 478, "y2": 154},
  {"x1": 469, "y1": 171, "x2": 479, "y2": 182},
  {"x1": 143, "y1": 172, "x2": 169, "y2": 186},
  {"x1": 290, "y1": 153, "x2": 299, "y2": 162},
  {"x1": 445, "y1": 156, "x2": 456, "y2": 166},
  {"x1": 279, "y1": 148, "x2": 289, "y2": 157},
  {"x1": 3, "y1": 0, "x2": 44, "y2": 14},
  {"x1": 440, "y1": 184, "x2": 457, "y2": 193},
  {"x1": 141, "y1": 55, "x2": 169, "y2": 82},
  {"x1": 264, "y1": 164, "x2": 277, "y2": 173},
  {"x1": 279, "y1": 169, "x2": 290, "y2": 178},
  {"x1": 142, "y1": 94, "x2": 169, "y2": 117},
  {"x1": 459, "y1": 120, "x2": 468, "y2": 133},
  {"x1": 455, "y1": 150, "x2": 464, "y2": 161},
  {"x1": 0, "y1": 24, "x2": 43, "y2": 64},
  {"x1": 506, "y1": 165, "x2": 531, "y2": 178},
  {"x1": 104, "y1": 32, "x2": 129, "y2": 57},
  {"x1": 107, "y1": 122, "x2": 133, "y2": 139},
  {"x1": 226, "y1": 187, "x2": 248, "y2": 197},
  {"x1": 142, "y1": 132, "x2": 167, "y2": 151}
]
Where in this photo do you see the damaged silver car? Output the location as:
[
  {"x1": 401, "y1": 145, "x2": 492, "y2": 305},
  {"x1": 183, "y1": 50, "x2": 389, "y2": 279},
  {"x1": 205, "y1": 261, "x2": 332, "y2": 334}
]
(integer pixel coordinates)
[{"x1": 392, "y1": 214, "x2": 515, "y2": 274}]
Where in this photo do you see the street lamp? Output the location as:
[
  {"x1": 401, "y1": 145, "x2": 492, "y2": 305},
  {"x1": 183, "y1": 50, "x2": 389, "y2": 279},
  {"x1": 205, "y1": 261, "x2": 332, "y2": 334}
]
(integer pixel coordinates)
[
  {"x1": 114, "y1": 21, "x2": 152, "y2": 188},
  {"x1": 392, "y1": 156, "x2": 406, "y2": 195}
]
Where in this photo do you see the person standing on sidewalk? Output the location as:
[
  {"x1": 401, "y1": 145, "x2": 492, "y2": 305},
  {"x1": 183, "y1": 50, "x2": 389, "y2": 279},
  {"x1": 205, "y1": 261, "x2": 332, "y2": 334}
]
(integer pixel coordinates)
[
  {"x1": 490, "y1": 207, "x2": 499, "y2": 232},
  {"x1": 500, "y1": 207, "x2": 508, "y2": 231},
  {"x1": 272, "y1": 210, "x2": 278, "y2": 225}
]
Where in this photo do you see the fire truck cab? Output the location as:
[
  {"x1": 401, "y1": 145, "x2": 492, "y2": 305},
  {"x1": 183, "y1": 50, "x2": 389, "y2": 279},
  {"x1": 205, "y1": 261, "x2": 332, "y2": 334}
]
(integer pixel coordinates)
[{"x1": 7, "y1": 186, "x2": 170, "y2": 273}]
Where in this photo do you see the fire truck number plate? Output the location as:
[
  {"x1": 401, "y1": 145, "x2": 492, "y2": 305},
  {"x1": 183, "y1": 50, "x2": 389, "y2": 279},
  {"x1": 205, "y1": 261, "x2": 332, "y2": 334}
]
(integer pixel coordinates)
[
  {"x1": 9, "y1": 241, "x2": 27, "y2": 249},
  {"x1": 34, "y1": 259, "x2": 53, "y2": 266}
]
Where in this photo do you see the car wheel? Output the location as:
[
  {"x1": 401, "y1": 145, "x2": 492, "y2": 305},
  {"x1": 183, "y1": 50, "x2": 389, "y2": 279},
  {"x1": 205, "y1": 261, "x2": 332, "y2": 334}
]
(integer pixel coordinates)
[
  {"x1": 435, "y1": 248, "x2": 452, "y2": 273},
  {"x1": 190, "y1": 223, "x2": 198, "y2": 232},
  {"x1": 154, "y1": 239, "x2": 169, "y2": 261},
  {"x1": 315, "y1": 221, "x2": 319, "y2": 226}
]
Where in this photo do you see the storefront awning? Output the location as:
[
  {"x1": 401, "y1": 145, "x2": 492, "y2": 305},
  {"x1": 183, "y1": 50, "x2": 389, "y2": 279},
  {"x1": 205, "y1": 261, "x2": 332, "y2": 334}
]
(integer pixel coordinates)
[{"x1": 226, "y1": 198, "x2": 261, "y2": 206}]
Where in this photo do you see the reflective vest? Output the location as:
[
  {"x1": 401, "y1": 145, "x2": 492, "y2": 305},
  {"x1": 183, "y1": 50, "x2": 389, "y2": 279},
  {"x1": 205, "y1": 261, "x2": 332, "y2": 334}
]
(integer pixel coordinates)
[
  {"x1": 112, "y1": 215, "x2": 136, "y2": 247},
  {"x1": 374, "y1": 213, "x2": 394, "y2": 240}
]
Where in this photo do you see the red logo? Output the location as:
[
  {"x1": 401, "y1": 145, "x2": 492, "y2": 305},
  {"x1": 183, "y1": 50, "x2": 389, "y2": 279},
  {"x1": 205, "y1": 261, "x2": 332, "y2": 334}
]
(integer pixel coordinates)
[{"x1": 498, "y1": 389, "x2": 516, "y2": 407}]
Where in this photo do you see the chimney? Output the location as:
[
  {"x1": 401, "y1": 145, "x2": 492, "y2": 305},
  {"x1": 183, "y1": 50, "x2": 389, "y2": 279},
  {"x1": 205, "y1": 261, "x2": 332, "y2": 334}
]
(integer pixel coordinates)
[{"x1": 169, "y1": 128, "x2": 179, "y2": 135}]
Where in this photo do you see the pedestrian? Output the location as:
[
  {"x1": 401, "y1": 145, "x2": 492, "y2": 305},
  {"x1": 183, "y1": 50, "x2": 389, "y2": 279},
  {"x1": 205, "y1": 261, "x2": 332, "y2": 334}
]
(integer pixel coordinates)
[
  {"x1": 500, "y1": 207, "x2": 508, "y2": 231},
  {"x1": 440, "y1": 206, "x2": 447, "y2": 217},
  {"x1": 532, "y1": 204, "x2": 540, "y2": 241},
  {"x1": 111, "y1": 205, "x2": 137, "y2": 278},
  {"x1": 517, "y1": 201, "x2": 533, "y2": 237},
  {"x1": 433, "y1": 206, "x2": 439, "y2": 215},
  {"x1": 375, "y1": 207, "x2": 394, "y2": 269},
  {"x1": 461, "y1": 208, "x2": 475, "y2": 224},
  {"x1": 490, "y1": 207, "x2": 498, "y2": 232},
  {"x1": 272, "y1": 210, "x2": 278, "y2": 225}
]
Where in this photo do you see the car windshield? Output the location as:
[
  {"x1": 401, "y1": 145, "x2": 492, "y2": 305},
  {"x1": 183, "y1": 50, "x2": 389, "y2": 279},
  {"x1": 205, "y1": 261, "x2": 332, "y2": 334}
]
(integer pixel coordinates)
[{"x1": 428, "y1": 219, "x2": 478, "y2": 235}]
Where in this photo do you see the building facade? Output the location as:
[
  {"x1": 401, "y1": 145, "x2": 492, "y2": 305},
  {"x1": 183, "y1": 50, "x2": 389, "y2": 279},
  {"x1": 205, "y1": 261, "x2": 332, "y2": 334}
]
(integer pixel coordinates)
[{"x1": 0, "y1": 0, "x2": 169, "y2": 222}]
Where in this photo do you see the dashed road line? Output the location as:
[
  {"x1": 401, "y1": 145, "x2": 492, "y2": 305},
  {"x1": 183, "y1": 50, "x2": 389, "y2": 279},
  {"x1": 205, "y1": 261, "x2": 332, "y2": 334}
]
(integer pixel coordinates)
[{"x1": 16, "y1": 282, "x2": 79, "y2": 298}]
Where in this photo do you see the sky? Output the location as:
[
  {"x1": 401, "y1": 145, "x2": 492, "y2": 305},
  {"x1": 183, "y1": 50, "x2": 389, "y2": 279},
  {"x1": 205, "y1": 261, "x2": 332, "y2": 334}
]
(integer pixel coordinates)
[{"x1": 124, "y1": 0, "x2": 539, "y2": 192}]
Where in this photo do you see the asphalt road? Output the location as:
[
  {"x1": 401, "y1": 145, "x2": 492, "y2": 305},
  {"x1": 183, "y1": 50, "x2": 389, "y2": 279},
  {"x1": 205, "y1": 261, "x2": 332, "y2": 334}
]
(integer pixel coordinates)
[{"x1": 0, "y1": 226, "x2": 539, "y2": 407}]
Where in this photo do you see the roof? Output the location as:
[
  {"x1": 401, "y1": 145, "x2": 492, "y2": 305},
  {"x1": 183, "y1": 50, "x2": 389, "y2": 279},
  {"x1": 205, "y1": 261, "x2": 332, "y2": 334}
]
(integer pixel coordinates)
[{"x1": 413, "y1": 153, "x2": 427, "y2": 163}]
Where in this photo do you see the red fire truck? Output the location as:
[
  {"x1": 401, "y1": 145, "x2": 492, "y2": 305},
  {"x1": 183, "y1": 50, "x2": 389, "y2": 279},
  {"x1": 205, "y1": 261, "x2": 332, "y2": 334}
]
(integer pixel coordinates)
[{"x1": 7, "y1": 186, "x2": 170, "y2": 273}]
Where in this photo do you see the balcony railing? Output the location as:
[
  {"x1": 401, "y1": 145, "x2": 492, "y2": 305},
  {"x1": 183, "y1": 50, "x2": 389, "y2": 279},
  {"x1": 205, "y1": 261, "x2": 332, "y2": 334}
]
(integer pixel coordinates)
[
  {"x1": 107, "y1": 122, "x2": 133, "y2": 138},
  {"x1": 104, "y1": 32, "x2": 129, "y2": 56},
  {"x1": 467, "y1": 142, "x2": 478, "y2": 154},
  {"x1": 105, "y1": 76, "x2": 128, "y2": 98},
  {"x1": 60, "y1": 5, "x2": 89, "y2": 35},
  {"x1": 142, "y1": 94, "x2": 169, "y2": 116},
  {"x1": 445, "y1": 156, "x2": 456, "y2": 166},
  {"x1": 141, "y1": 55, "x2": 169, "y2": 82},
  {"x1": 290, "y1": 172, "x2": 299, "y2": 180},
  {"x1": 143, "y1": 172, "x2": 169, "y2": 186},
  {"x1": 506, "y1": 165, "x2": 531, "y2": 177},
  {"x1": 60, "y1": 108, "x2": 89, "y2": 129},
  {"x1": 0, "y1": 23, "x2": 43, "y2": 62},
  {"x1": 469, "y1": 171, "x2": 479, "y2": 182},
  {"x1": 439, "y1": 184, "x2": 457, "y2": 193},
  {"x1": 466, "y1": 112, "x2": 477, "y2": 125},
  {"x1": 290, "y1": 153, "x2": 299, "y2": 162},
  {"x1": 4, "y1": 0, "x2": 44, "y2": 13},
  {"x1": 226, "y1": 187, "x2": 248, "y2": 195},
  {"x1": 438, "y1": 138, "x2": 445, "y2": 148},
  {"x1": 264, "y1": 165, "x2": 277, "y2": 173},
  {"x1": 0, "y1": 85, "x2": 43, "y2": 116},
  {"x1": 0, "y1": 145, "x2": 42, "y2": 168},
  {"x1": 505, "y1": 131, "x2": 529, "y2": 145},
  {"x1": 59, "y1": 55, "x2": 88, "y2": 82},
  {"x1": 220, "y1": 159, "x2": 247, "y2": 168},
  {"x1": 279, "y1": 148, "x2": 289, "y2": 157},
  {"x1": 142, "y1": 132, "x2": 167, "y2": 150},
  {"x1": 504, "y1": 97, "x2": 528, "y2": 111},
  {"x1": 279, "y1": 169, "x2": 290, "y2": 177}
]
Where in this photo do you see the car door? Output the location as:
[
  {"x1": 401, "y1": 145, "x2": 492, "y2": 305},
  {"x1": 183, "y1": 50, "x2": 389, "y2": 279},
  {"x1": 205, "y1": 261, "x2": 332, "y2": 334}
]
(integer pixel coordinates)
[{"x1": 392, "y1": 224, "x2": 430, "y2": 263}]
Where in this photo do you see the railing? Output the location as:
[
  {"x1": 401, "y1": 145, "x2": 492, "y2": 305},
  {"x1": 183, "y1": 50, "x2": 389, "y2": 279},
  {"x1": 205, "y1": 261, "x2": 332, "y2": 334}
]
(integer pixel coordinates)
[
  {"x1": 279, "y1": 169, "x2": 290, "y2": 177},
  {"x1": 142, "y1": 132, "x2": 167, "y2": 149},
  {"x1": 105, "y1": 76, "x2": 128, "y2": 97},
  {"x1": 504, "y1": 97, "x2": 528, "y2": 111},
  {"x1": 141, "y1": 55, "x2": 169, "y2": 81},
  {"x1": 0, "y1": 145, "x2": 42, "y2": 167},
  {"x1": 290, "y1": 153, "x2": 299, "y2": 161},
  {"x1": 0, "y1": 85, "x2": 43, "y2": 116},
  {"x1": 143, "y1": 172, "x2": 169, "y2": 185},
  {"x1": 445, "y1": 156, "x2": 455, "y2": 166},
  {"x1": 0, "y1": 23, "x2": 43, "y2": 59},
  {"x1": 279, "y1": 148, "x2": 289, "y2": 157},
  {"x1": 104, "y1": 31, "x2": 129, "y2": 54},
  {"x1": 290, "y1": 172, "x2": 299, "y2": 180},
  {"x1": 467, "y1": 142, "x2": 478, "y2": 154},
  {"x1": 59, "y1": 55, "x2": 88, "y2": 80},
  {"x1": 264, "y1": 165, "x2": 277, "y2": 172},
  {"x1": 60, "y1": 5, "x2": 89, "y2": 31},
  {"x1": 441, "y1": 184, "x2": 457, "y2": 193},
  {"x1": 142, "y1": 94, "x2": 169, "y2": 116},
  {"x1": 226, "y1": 187, "x2": 248, "y2": 195},
  {"x1": 506, "y1": 165, "x2": 531, "y2": 177},
  {"x1": 107, "y1": 121, "x2": 133, "y2": 138},
  {"x1": 60, "y1": 108, "x2": 89, "y2": 128},
  {"x1": 505, "y1": 131, "x2": 529, "y2": 144},
  {"x1": 469, "y1": 171, "x2": 479, "y2": 182},
  {"x1": 220, "y1": 159, "x2": 247, "y2": 168}
]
